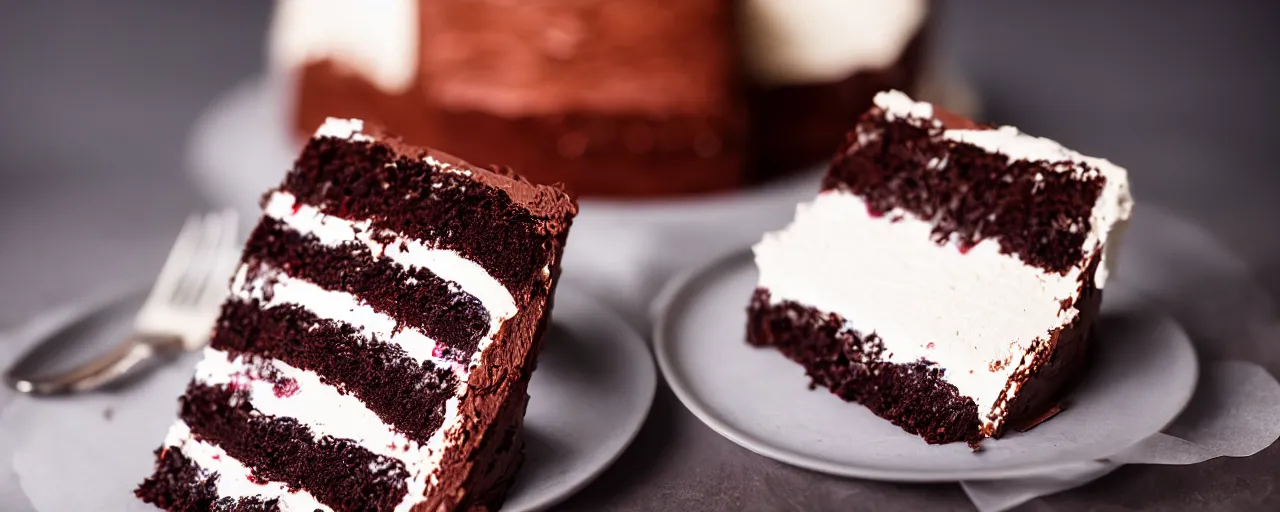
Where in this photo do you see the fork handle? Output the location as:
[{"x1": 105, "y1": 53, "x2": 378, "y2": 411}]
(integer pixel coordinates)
[{"x1": 6, "y1": 334, "x2": 181, "y2": 395}]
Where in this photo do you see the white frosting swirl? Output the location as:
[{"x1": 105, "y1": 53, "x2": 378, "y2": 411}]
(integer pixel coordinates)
[
  {"x1": 742, "y1": 0, "x2": 928, "y2": 86},
  {"x1": 269, "y1": 0, "x2": 419, "y2": 92}
]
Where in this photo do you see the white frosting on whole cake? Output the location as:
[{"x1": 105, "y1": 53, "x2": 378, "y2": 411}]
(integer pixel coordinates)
[
  {"x1": 755, "y1": 191, "x2": 1098, "y2": 431},
  {"x1": 269, "y1": 0, "x2": 419, "y2": 92},
  {"x1": 742, "y1": 0, "x2": 928, "y2": 86}
]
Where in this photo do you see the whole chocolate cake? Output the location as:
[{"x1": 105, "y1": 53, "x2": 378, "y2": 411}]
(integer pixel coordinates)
[
  {"x1": 136, "y1": 118, "x2": 577, "y2": 510},
  {"x1": 748, "y1": 91, "x2": 1133, "y2": 447},
  {"x1": 269, "y1": 0, "x2": 932, "y2": 198}
]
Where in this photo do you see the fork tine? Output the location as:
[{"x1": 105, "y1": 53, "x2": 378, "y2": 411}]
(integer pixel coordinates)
[
  {"x1": 217, "y1": 209, "x2": 240, "y2": 251},
  {"x1": 200, "y1": 252, "x2": 238, "y2": 307},
  {"x1": 200, "y1": 251, "x2": 240, "y2": 308},
  {"x1": 171, "y1": 217, "x2": 210, "y2": 305},
  {"x1": 150, "y1": 214, "x2": 203, "y2": 301},
  {"x1": 196, "y1": 211, "x2": 241, "y2": 307},
  {"x1": 215, "y1": 209, "x2": 242, "y2": 269},
  {"x1": 180, "y1": 210, "x2": 231, "y2": 305}
]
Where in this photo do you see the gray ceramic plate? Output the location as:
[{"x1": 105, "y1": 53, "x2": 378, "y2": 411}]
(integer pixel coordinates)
[
  {"x1": 0, "y1": 283, "x2": 654, "y2": 512},
  {"x1": 653, "y1": 250, "x2": 1199, "y2": 482}
]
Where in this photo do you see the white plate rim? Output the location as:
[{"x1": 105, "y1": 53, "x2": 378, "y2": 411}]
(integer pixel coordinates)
[
  {"x1": 653, "y1": 248, "x2": 1199, "y2": 483},
  {"x1": 504, "y1": 282, "x2": 658, "y2": 512}
]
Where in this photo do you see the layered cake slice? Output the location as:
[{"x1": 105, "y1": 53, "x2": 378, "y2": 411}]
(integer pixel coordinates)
[
  {"x1": 748, "y1": 91, "x2": 1133, "y2": 446},
  {"x1": 135, "y1": 118, "x2": 576, "y2": 510}
]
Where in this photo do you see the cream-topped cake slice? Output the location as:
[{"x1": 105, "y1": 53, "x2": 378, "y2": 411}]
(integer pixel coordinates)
[{"x1": 748, "y1": 91, "x2": 1133, "y2": 446}]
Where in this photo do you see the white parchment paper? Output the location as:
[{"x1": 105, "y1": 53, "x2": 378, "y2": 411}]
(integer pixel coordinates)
[
  {"x1": 958, "y1": 205, "x2": 1280, "y2": 511},
  {"x1": 961, "y1": 361, "x2": 1280, "y2": 512}
]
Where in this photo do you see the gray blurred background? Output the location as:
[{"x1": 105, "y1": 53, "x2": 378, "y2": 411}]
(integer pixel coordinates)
[
  {"x1": 3, "y1": 1, "x2": 1278, "y2": 318},
  {"x1": 2, "y1": 1, "x2": 1278, "y2": 510}
]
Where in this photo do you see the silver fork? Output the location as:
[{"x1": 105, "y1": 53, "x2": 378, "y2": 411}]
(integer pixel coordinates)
[{"x1": 5, "y1": 209, "x2": 241, "y2": 395}]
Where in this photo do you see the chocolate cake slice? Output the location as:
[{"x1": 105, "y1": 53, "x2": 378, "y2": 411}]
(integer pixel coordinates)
[
  {"x1": 136, "y1": 118, "x2": 577, "y2": 511},
  {"x1": 747, "y1": 91, "x2": 1133, "y2": 446}
]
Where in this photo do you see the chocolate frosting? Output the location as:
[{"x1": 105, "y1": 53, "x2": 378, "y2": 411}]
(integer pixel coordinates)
[
  {"x1": 417, "y1": 0, "x2": 739, "y2": 117},
  {"x1": 416, "y1": 221, "x2": 573, "y2": 511},
  {"x1": 359, "y1": 122, "x2": 578, "y2": 221}
]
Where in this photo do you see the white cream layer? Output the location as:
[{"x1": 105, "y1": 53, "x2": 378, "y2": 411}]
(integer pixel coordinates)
[
  {"x1": 742, "y1": 0, "x2": 928, "y2": 86},
  {"x1": 269, "y1": 0, "x2": 419, "y2": 92},
  {"x1": 229, "y1": 264, "x2": 459, "y2": 373},
  {"x1": 755, "y1": 191, "x2": 1094, "y2": 432},
  {"x1": 263, "y1": 190, "x2": 518, "y2": 340},
  {"x1": 189, "y1": 347, "x2": 460, "y2": 510},
  {"x1": 162, "y1": 422, "x2": 331, "y2": 512},
  {"x1": 196, "y1": 265, "x2": 478, "y2": 511},
  {"x1": 199, "y1": 192, "x2": 521, "y2": 510},
  {"x1": 194, "y1": 348, "x2": 429, "y2": 468},
  {"x1": 873, "y1": 90, "x2": 1135, "y2": 284}
]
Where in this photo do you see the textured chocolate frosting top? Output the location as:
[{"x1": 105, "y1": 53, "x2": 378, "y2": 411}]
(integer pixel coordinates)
[
  {"x1": 418, "y1": 0, "x2": 739, "y2": 116},
  {"x1": 360, "y1": 121, "x2": 579, "y2": 223}
]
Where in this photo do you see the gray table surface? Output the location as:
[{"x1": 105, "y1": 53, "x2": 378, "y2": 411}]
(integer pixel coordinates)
[{"x1": 2, "y1": 1, "x2": 1278, "y2": 510}]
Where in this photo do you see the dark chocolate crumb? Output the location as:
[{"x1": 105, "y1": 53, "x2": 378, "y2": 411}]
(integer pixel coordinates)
[{"x1": 823, "y1": 106, "x2": 1105, "y2": 275}]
